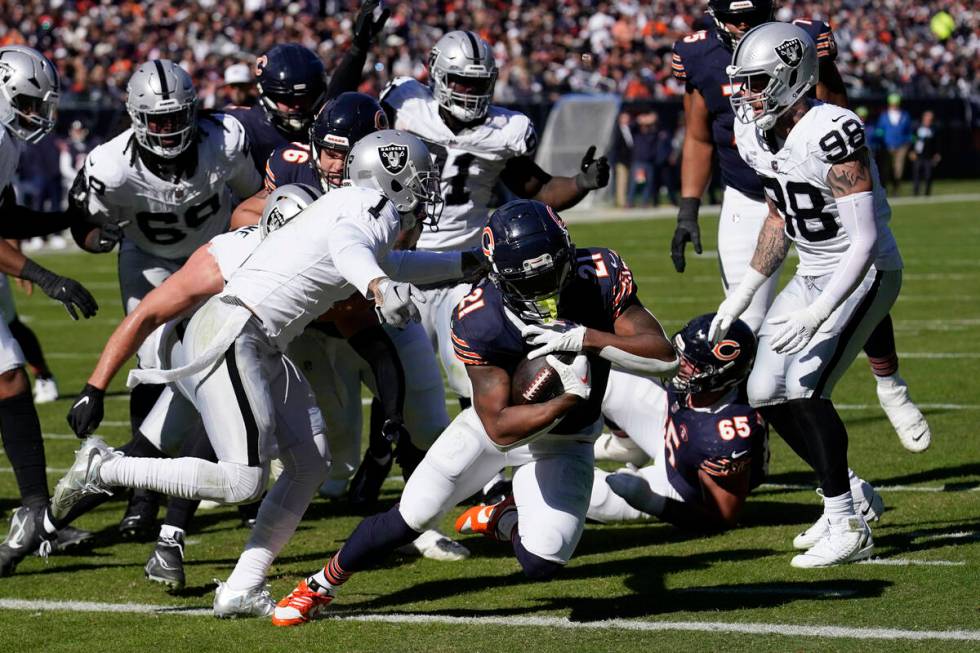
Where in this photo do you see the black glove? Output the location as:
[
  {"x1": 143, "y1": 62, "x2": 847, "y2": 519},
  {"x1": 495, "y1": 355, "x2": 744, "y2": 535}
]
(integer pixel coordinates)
[
  {"x1": 380, "y1": 418, "x2": 408, "y2": 445},
  {"x1": 574, "y1": 145, "x2": 610, "y2": 191},
  {"x1": 20, "y1": 259, "x2": 99, "y2": 320},
  {"x1": 353, "y1": 0, "x2": 391, "y2": 51},
  {"x1": 460, "y1": 248, "x2": 490, "y2": 283},
  {"x1": 67, "y1": 384, "x2": 106, "y2": 438},
  {"x1": 670, "y1": 198, "x2": 703, "y2": 273},
  {"x1": 93, "y1": 220, "x2": 128, "y2": 253}
]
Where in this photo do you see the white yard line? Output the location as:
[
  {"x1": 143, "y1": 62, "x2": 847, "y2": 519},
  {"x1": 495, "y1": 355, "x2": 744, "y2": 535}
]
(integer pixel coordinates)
[
  {"x1": 0, "y1": 598, "x2": 978, "y2": 641},
  {"x1": 858, "y1": 558, "x2": 966, "y2": 567},
  {"x1": 759, "y1": 483, "x2": 979, "y2": 493}
]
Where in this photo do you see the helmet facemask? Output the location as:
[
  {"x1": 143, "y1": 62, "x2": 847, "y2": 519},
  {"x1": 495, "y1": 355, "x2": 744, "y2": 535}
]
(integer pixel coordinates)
[
  {"x1": 709, "y1": 4, "x2": 774, "y2": 49},
  {"x1": 130, "y1": 102, "x2": 198, "y2": 158},
  {"x1": 260, "y1": 88, "x2": 325, "y2": 134},
  {"x1": 310, "y1": 140, "x2": 347, "y2": 191},
  {"x1": 2, "y1": 91, "x2": 58, "y2": 144},
  {"x1": 490, "y1": 245, "x2": 574, "y2": 324},
  {"x1": 727, "y1": 68, "x2": 790, "y2": 131},
  {"x1": 669, "y1": 349, "x2": 739, "y2": 398},
  {"x1": 0, "y1": 50, "x2": 59, "y2": 144},
  {"x1": 432, "y1": 67, "x2": 497, "y2": 123}
]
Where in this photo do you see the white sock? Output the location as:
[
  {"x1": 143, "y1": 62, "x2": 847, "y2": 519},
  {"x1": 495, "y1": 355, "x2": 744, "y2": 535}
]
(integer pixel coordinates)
[
  {"x1": 876, "y1": 373, "x2": 905, "y2": 388},
  {"x1": 823, "y1": 491, "x2": 855, "y2": 523},
  {"x1": 160, "y1": 524, "x2": 184, "y2": 540},
  {"x1": 42, "y1": 508, "x2": 58, "y2": 536}
]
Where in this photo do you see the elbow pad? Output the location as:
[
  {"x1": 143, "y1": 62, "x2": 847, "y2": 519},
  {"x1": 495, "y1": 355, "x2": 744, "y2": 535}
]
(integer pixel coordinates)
[{"x1": 599, "y1": 346, "x2": 679, "y2": 378}]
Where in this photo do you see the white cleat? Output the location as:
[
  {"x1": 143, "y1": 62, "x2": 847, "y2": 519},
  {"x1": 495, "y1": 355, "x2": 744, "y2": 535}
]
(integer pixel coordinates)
[
  {"x1": 877, "y1": 377, "x2": 930, "y2": 452},
  {"x1": 213, "y1": 579, "x2": 275, "y2": 618},
  {"x1": 791, "y1": 516, "x2": 874, "y2": 568},
  {"x1": 33, "y1": 377, "x2": 59, "y2": 404},
  {"x1": 398, "y1": 529, "x2": 470, "y2": 561},
  {"x1": 794, "y1": 483, "x2": 884, "y2": 550},
  {"x1": 51, "y1": 437, "x2": 116, "y2": 519},
  {"x1": 593, "y1": 432, "x2": 650, "y2": 466}
]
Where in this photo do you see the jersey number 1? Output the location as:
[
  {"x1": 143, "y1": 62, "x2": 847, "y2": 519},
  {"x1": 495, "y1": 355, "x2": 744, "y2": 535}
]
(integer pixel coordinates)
[{"x1": 428, "y1": 143, "x2": 474, "y2": 206}]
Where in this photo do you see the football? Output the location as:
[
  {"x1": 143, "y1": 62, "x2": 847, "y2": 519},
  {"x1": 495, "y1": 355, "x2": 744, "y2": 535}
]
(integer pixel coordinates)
[{"x1": 510, "y1": 353, "x2": 574, "y2": 405}]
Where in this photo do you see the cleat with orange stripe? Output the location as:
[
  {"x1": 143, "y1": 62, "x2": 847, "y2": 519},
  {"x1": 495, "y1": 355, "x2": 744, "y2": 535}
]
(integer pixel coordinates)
[
  {"x1": 454, "y1": 496, "x2": 516, "y2": 541},
  {"x1": 272, "y1": 579, "x2": 334, "y2": 627}
]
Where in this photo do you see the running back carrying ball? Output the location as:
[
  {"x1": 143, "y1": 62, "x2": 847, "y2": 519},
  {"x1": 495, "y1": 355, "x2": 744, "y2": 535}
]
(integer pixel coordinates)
[{"x1": 510, "y1": 353, "x2": 574, "y2": 405}]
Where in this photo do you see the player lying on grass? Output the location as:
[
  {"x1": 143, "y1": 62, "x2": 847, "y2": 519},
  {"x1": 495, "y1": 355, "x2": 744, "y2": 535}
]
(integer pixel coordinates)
[
  {"x1": 587, "y1": 313, "x2": 881, "y2": 534},
  {"x1": 271, "y1": 198, "x2": 678, "y2": 627}
]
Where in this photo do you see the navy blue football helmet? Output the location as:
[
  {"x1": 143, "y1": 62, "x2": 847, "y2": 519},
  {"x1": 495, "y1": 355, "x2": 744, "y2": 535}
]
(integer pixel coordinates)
[
  {"x1": 310, "y1": 92, "x2": 389, "y2": 190},
  {"x1": 255, "y1": 44, "x2": 327, "y2": 134},
  {"x1": 482, "y1": 199, "x2": 575, "y2": 323},
  {"x1": 670, "y1": 313, "x2": 757, "y2": 396},
  {"x1": 707, "y1": 0, "x2": 775, "y2": 48}
]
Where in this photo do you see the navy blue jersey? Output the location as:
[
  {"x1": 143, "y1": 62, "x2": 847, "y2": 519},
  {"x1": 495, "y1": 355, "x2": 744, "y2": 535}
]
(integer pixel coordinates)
[
  {"x1": 263, "y1": 142, "x2": 319, "y2": 191},
  {"x1": 224, "y1": 105, "x2": 291, "y2": 173},
  {"x1": 663, "y1": 385, "x2": 767, "y2": 504},
  {"x1": 452, "y1": 247, "x2": 638, "y2": 434},
  {"x1": 672, "y1": 20, "x2": 837, "y2": 200}
]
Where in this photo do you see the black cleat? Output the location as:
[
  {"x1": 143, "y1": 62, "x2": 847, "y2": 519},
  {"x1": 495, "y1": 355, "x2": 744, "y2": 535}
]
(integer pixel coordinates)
[
  {"x1": 144, "y1": 531, "x2": 185, "y2": 590},
  {"x1": 47, "y1": 525, "x2": 94, "y2": 554},
  {"x1": 481, "y1": 479, "x2": 513, "y2": 506},
  {"x1": 0, "y1": 506, "x2": 50, "y2": 576},
  {"x1": 347, "y1": 453, "x2": 393, "y2": 510},
  {"x1": 118, "y1": 492, "x2": 160, "y2": 540}
]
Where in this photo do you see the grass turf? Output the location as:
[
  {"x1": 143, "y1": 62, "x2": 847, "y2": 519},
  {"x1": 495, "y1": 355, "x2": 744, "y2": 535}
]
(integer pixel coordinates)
[{"x1": 0, "y1": 192, "x2": 977, "y2": 652}]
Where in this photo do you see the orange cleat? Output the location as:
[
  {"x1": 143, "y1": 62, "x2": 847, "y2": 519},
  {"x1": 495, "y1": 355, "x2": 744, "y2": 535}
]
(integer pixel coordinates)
[
  {"x1": 272, "y1": 579, "x2": 334, "y2": 627},
  {"x1": 454, "y1": 496, "x2": 516, "y2": 541}
]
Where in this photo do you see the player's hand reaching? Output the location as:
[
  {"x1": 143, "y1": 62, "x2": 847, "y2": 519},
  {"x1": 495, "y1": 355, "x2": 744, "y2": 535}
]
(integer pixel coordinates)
[
  {"x1": 708, "y1": 293, "x2": 753, "y2": 345},
  {"x1": 768, "y1": 307, "x2": 826, "y2": 355},
  {"x1": 353, "y1": 0, "x2": 391, "y2": 51},
  {"x1": 372, "y1": 277, "x2": 425, "y2": 329},
  {"x1": 19, "y1": 259, "x2": 99, "y2": 320},
  {"x1": 546, "y1": 353, "x2": 590, "y2": 400},
  {"x1": 575, "y1": 145, "x2": 610, "y2": 191},
  {"x1": 522, "y1": 321, "x2": 586, "y2": 360},
  {"x1": 460, "y1": 247, "x2": 490, "y2": 283},
  {"x1": 670, "y1": 198, "x2": 702, "y2": 273},
  {"x1": 67, "y1": 383, "x2": 106, "y2": 438},
  {"x1": 92, "y1": 220, "x2": 129, "y2": 253}
]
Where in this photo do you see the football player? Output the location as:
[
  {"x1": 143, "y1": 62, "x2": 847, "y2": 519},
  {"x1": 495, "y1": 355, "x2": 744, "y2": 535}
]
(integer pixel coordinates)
[
  {"x1": 709, "y1": 24, "x2": 904, "y2": 567},
  {"x1": 271, "y1": 199, "x2": 677, "y2": 627},
  {"x1": 68, "y1": 59, "x2": 263, "y2": 537},
  {"x1": 224, "y1": 0, "x2": 389, "y2": 171},
  {"x1": 589, "y1": 315, "x2": 882, "y2": 533},
  {"x1": 54, "y1": 131, "x2": 474, "y2": 616},
  {"x1": 0, "y1": 45, "x2": 101, "y2": 576},
  {"x1": 232, "y1": 92, "x2": 467, "y2": 560},
  {"x1": 669, "y1": 0, "x2": 929, "y2": 453}
]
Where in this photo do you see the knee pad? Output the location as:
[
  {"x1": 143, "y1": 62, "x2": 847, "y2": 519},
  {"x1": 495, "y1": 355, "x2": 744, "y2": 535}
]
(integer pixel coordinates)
[
  {"x1": 218, "y1": 461, "x2": 267, "y2": 504},
  {"x1": 747, "y1": 367, "x2": 779, "y2": 407}
]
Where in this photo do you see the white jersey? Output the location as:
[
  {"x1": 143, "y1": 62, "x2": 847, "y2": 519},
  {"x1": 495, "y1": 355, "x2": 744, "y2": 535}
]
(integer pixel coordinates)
[
  {"x1": 78, "y1": 113, "x2": 261, "y2": 260},
  {"x1": 0, "y1": 126, "x2": 21, "y2": 191},
  {"x1": 208, "y1": 224, "x2": 262, "y2": 280},
  {"x1": 381, "y1": 78, "x2": 536, "y2": 252},
  {"x1": 222, "y1": 185, "x2": 461, "y2": 351},
  {"x1": 733, "y1": 102, "x2": 902, "y2": 276}
]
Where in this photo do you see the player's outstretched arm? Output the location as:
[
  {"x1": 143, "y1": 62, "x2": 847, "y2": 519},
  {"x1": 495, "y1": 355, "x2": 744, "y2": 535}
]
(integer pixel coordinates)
[
  {"x1": 230, "y1": 188, "x2": 269, "y2": 229},
  {"x1": 0, "y1": 239, "x2": 98, "y2": 319},
  {"x1": 469, "y1": 364, "x2": 581, "y2": 449},
  {"x1": 671, "y1": 89, "x2": 713, "y2": 272},
  {"x1": 500, "y1": 146, "x2": 610, "y2": 211}
]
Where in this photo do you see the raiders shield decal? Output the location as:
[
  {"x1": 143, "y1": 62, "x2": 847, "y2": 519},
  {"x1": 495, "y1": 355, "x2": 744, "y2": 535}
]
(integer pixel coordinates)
[
  {"x1": 775, "y1": 38, "x2": 804, "y2": 67},
  {"x1": 378, "y1": 144, "x2": 409, "y2": 174}
]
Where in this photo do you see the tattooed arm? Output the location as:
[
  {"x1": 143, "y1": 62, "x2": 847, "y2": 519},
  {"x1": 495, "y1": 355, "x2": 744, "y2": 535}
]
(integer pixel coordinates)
[
  {"x1": 827, "y1": 148, "x2": 873, "y2": 197},
  {"x1": 749, "y1": 197, "x2": 791, "y2": 277}
]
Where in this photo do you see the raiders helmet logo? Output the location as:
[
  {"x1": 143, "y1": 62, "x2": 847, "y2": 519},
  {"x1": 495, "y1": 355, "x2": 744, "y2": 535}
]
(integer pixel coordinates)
[
  {"x1": 774, "y1": 38, "x2": 805, "y2": 67},
  {"x1": 378, "y1": 144, "x2": 409, "y2": 174}
]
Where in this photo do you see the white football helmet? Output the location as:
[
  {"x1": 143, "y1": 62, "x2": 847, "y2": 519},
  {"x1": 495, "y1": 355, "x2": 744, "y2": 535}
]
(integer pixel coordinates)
[
  {"x1": 0, "y1": 46, "x2": 60, "y2": 144},
  {"x1": 429, "y1": 31, "x2": 497, "y2": 123},
  {"x1": 126, "y1": 60, "x2": 198, "y2": 158},
  {"x1": 726, "y1": 23, "x2": 818, "y2": 130},
  {"x1": 345, "y1": 129, "x2": 443, "y2": 229},
  {"x1": 259, "y1": 183, "x2": 321, "y2": 238}
]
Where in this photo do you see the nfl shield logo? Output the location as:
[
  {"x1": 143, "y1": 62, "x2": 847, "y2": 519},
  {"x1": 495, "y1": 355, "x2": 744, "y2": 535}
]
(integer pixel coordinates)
[
  {"x1": 774, "y1": 38, "x2": 804, "y2": 67},
  {"x1": 378, "y1": 144, "x2": 409, "y2": 174}
]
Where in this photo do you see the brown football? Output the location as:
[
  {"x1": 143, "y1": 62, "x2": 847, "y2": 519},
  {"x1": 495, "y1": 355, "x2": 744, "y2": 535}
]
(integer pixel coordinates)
[{"x1": 510, "y1": 353, "x2": 574, "y2": 405}]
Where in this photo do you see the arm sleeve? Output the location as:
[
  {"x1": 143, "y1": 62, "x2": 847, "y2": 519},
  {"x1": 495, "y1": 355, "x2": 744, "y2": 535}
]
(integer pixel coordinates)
[
  {"x1": 382, "y1": 250, "x2": 463, "y2": 285},
  {"x1": 328, "y1": 219, "x2": 391, "y2": 297},
  {"x1": 670, "y1": 44, "x2": 688, "y2": 82},
  {"x1": 0, "y1": 186, "x2": 78, "y2": 237},
  {"x1": 326, "y1": 46, "x2": 368, "y2": 99},
  {"x1": 347, "y1": 324, "x2": 405, "y2": 423},
  {"x1": 809, "y1": 190, "x2": 876, "y2": 320}
]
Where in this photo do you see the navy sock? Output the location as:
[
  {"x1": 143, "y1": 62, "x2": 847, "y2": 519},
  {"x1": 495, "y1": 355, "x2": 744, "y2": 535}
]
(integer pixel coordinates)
[
  {"x1": 336, "y1": 505, "x2": 421, "y2": 573},
  {"x1": 0, "y1": 390, "x2": 48, "y2": 509},
  {"x1": 511, "y1": 531, "x2": 562, "y2": 581}
]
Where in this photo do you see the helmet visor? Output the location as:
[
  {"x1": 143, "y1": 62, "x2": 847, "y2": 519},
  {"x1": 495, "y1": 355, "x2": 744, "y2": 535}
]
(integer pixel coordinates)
[
  {"x1": 728, "y1": 70, "x2": 780, "y2": 125},
  {"x1": 10, "y1": 93, "x2": 57, "y2": 142}
]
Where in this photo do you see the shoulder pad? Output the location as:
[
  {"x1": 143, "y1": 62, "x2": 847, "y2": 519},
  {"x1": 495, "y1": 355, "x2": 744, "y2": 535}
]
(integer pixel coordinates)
[
  {"x1": 489, "y1": 108, "x2": 537, "y2": 157},
  {"x1": 84, "y1": 136, "x2": 130, "y2": 190},
  {"x1": 204, "y1": 112, "x2": 250, "y2": 160},
  {"x1": 381, "y1": 77, "x2": 429, "y2": 107}
]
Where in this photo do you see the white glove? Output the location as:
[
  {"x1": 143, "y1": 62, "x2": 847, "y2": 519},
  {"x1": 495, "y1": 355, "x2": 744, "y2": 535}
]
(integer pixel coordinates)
[
  {"x1": 768, "y1": 306, "x2": 826, "y2": 355},
  {"x1": 522, "y1": 321, "x2": 587, "y2": 360},
  {"x1": 374, "y1": 278, "x2": 425, "y2": 329},
  {"x1": 546, "y1": 353, "x2": 590, "y2": 400},
  {"x1": 708, "y1": 268, "x2": 769, "y2": 344}
]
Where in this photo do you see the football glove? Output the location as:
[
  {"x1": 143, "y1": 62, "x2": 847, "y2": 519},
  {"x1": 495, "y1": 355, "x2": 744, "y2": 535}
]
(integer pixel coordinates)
[
  {"x1": 353, "y1": 0, "x2": 391, "y2": 51},
  {"x1": 546, "y1": 353, "x2": 590, "y2": 400},
  {"x1": 67, "y1": 384, "x2": 106, "y2": 438},
  {"x1": 575, "y1": 145, "x2": 610, "y2": 191},
  {"x1": 20, "y1": 259, "x2": 99, "y2": 320},
  {"x1": 380, "y1": 418, "x2": 408, "y2": 445},
  {"x1": 374, "y1": 278, "x2": 425, "y2": 329},
  {"x1": 670, "y1": 198, "x2": 702, "y2": 273},
  {"x1": 522, "y1": 321, "x2": 587, "y2": 360},
  {"x1": 768, "y1": 307, "x2": 826, "y2": 355},
  {"x1": 92, "y1": 220, "x2": 129, "y2": 253}
]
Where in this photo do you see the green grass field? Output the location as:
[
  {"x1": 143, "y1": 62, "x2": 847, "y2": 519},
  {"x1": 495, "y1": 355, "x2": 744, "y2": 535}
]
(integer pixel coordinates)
[{"x1": 0, "y1": 191, "x2": 978, "y2": 652}]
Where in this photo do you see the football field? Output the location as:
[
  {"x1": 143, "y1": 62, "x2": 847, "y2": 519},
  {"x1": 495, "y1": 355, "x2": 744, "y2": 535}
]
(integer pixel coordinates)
[{"x1": 0, "y1": 187, "x2": 978, "y2": 652}]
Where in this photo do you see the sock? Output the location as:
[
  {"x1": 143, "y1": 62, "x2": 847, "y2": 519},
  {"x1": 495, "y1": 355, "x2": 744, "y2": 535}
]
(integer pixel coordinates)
[
  {"x1": 823, "y1": 491, "x2": 856, "y2": 522},
  {"x1": 7, "y1": 319, "x2": 51, "y2": 378},
  {"x1": 160, "y1": 523, "x2": 184, "y2": 540},
  {"x1": 496, "y1": 508, "x2": 518, "y2": 540},
  {"x1": 0, "y1": 390, "x2": 48, "y2": 509},
  {"x1": 335, "y1": 505, "x2": 421, "y2": 573},
  {"x1": 863, "y1": 314, "x2": 899, "y2": 377},
  {"x1": 309, "y1": 553, "x2": 348, "y2": 594}
]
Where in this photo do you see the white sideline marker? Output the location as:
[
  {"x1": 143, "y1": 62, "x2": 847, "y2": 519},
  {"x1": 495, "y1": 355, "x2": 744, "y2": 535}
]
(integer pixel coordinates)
[{"x1": 1, "y1": 599, "x2": 979, "y2": 641}]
